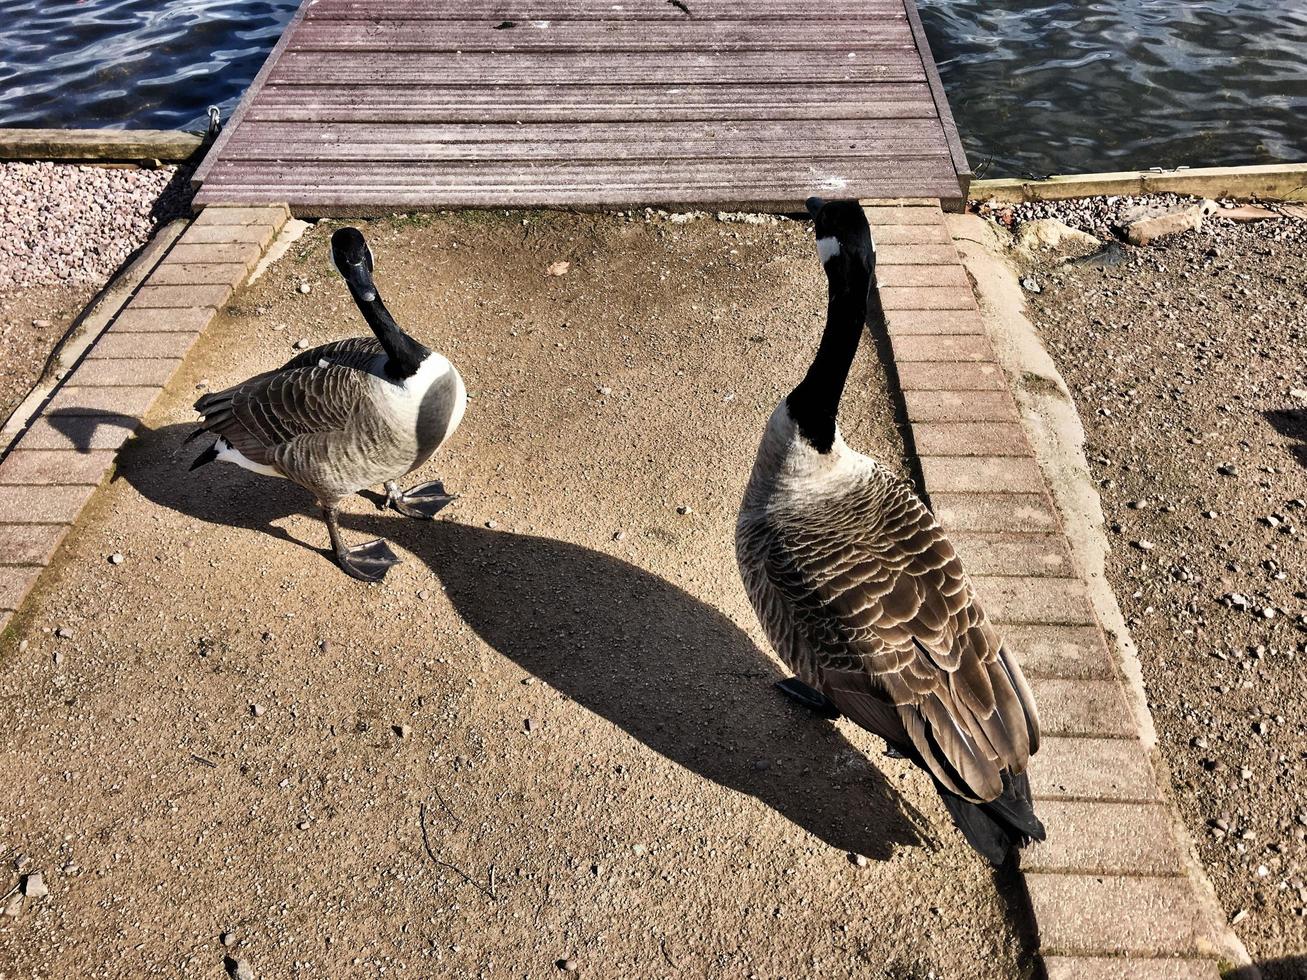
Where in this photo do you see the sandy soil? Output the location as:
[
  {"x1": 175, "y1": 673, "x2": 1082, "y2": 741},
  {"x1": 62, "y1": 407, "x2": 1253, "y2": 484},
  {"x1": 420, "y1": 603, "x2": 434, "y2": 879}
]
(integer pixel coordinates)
[
  {"x1": 0, "y1": 212, "x2": 1028, "y2": 979},
  {"x1": 0, "y1": 284, "x2": 96, "y2": 425},
  {"x1": 1023, "y1": 213, "x2": 1307, "y2": 978}
]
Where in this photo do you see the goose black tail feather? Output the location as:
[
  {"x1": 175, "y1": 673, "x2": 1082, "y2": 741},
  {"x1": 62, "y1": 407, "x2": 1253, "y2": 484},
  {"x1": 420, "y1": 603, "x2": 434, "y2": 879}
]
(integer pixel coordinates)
[
  {"x1": 189, "y1": 442, "x2": 220, "y2": 471},
  {"x1": 939, "y1": 770, "x2": 1045, "y2": 866}
]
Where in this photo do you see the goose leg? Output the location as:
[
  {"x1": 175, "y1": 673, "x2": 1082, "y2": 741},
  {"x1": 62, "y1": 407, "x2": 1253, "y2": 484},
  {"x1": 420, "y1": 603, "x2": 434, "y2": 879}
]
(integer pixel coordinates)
[
  {"x1": 322, "y1": 504, "x2": 399, "y2": 582},
  {"x1": 385, "y1": 479, "x2": 455, "y2": 520},
  {"x1": 775, "y1": 678, "x2": 841, "y2": 720}
]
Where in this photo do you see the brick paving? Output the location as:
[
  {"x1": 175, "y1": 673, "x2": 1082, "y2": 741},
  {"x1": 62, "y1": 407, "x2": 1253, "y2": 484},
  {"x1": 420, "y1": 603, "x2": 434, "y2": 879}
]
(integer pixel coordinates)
[
  {"x1": 866, "y1": 201, "x2": 1223, "y2": 979},
  {"x1": 0, "y1": 205, "x2": 289, "y2": 631}
]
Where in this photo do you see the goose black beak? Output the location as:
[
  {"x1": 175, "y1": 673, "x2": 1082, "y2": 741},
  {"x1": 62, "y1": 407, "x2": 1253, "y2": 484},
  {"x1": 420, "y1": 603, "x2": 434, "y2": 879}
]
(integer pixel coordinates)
[{"x1": 341, "y1": 261, "x2": 377, "y2": 303}]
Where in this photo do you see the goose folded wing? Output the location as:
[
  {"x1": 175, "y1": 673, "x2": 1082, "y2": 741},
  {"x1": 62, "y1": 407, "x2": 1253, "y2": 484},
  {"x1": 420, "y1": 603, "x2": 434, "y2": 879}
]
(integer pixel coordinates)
[
  {"x1": 194, "y1": 364, "x2": 370, "y2": 466},
  {"x1": 279, "y1": 337, "x2": 384, "y2": 373},
  {"x1": 764, "y1": 502, "x2": 1039, "y2": 803}
]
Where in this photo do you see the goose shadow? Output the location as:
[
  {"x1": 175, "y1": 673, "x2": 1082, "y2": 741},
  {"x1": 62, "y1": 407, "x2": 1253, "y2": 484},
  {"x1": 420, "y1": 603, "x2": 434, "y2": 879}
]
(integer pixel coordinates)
[
  {"x1": 1253, "y1": 956, "x2": 1307, "y2": 980},
  {"x1": 1264, "y1": 407, "x2": 1306, "y2": 471},
  {"x1": 110, "y1": 419, "x2": 925, "y2": 861}
]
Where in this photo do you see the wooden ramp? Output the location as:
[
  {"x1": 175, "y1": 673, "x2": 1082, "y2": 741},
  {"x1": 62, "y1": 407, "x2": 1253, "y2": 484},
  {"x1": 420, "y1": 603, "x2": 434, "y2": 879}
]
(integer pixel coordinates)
[{"x1": 193, "y1": 0, "x2": 970, "y2": 213}]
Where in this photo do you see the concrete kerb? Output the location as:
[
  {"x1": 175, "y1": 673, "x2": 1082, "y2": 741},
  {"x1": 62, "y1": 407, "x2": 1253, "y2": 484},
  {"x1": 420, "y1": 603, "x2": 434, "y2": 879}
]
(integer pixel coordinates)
[{"x1": 943, "y1": 212, "x2": 1255, "y2": 977}]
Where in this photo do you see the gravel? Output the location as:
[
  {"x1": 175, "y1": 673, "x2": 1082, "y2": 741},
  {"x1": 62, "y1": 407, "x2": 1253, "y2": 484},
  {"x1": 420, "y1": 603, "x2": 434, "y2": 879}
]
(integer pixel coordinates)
[
  {"x1": 0, "y1": 161, "x2": 192, "y2": 291},
  {"x1": 1023, "y1": 204, "x2": 1307, "y2": 977}
]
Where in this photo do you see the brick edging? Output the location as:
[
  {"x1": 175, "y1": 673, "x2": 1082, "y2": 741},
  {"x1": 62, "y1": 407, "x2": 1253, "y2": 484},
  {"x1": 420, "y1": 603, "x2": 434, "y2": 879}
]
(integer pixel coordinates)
[
  {"x1": 0, "y1": 205, "x2": 290, "y2": 633},
  {"x1": 866, "y1": 201, "x2": 1223, "y2": 978}
]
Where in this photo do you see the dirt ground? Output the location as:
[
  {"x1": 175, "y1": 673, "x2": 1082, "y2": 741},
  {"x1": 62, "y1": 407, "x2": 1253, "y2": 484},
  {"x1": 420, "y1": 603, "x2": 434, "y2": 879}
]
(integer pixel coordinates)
[
  {"x1": 0, "y1": 284, "x2": 95, "y2": 425},
  {"x1": 0, "y1": 212, "x2": 1028, "y2": 979},
  {"x1": 1023, "y1": 213, "x2": 1307, "y2": 978}
]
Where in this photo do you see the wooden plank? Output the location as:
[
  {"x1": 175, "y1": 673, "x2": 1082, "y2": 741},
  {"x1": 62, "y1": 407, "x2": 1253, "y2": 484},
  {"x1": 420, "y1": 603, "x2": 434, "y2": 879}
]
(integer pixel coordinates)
[
  {"x1": 201, "y1": 156, "x2": 960, "y2": 194},
  {"x1": 248, "y1": 82, "x2": 939, "y2": 124},
  {"x1": 193, "y1": 0, "x2": 313, "y2": 183},
  {"x1": 288, "y1": 21, "x2": 913, "y2": 52},
  {"x1": 220, "y1": 140, "x2": 952, "y2": 163},
  {"x1": 270, "y1": 50, "x2": 929, "y2": 85},
  {"x1": 226, "y1": 118, "x2": 949, "y2": 145},
  {"x1": 306, "y1": 0, "x2": 909, "y2": 20},
  {"x1": 0, "y1": 127, "x2": 202, "y2": 163}
]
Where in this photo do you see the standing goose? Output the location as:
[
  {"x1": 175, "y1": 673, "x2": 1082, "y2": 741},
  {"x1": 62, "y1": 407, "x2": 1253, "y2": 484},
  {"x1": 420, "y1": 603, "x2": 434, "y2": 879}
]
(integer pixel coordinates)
[
  {"x1": 735, "y1": 199, "x2": 1045, "y2": 864},
  {"x1": 189, "y1": 226, "x2": 466, "y2": 582}
]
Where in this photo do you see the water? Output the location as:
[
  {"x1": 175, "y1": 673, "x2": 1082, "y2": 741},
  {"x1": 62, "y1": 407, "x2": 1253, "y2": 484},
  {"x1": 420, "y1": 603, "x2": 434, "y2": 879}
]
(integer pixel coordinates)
[
  {"x1": 0, "y1": 0, "x2": 1303, "y2": 177},
  {"x1": 0, "y1": 0, "x2": 298, "y2": 133},
  {"x1": 918, "y1": 0, "x2": 1307, "y2": 178}
]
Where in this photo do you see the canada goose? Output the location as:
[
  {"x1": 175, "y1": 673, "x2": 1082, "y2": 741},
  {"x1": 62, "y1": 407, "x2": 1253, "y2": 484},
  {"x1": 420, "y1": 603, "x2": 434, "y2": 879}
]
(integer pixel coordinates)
[
  {"x1": 734, "y1": 199, "x2": 1045, "y2": 863},
  {"x1": 189, "y1": 227, "x2": 466, "y2": 582}
]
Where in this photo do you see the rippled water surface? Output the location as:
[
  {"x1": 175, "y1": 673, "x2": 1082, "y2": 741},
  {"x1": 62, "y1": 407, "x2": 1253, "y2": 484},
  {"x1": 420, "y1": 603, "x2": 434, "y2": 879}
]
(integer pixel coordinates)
[
  {"x1": 0, "y1": 0, "x2": 1303, "y2": 177},
  {"x1": 0, "y1": 0, "x2": 298, "y2": 132},
  {"x1": 918, "y1": 0, "x2": 1307, "y2": 177}
]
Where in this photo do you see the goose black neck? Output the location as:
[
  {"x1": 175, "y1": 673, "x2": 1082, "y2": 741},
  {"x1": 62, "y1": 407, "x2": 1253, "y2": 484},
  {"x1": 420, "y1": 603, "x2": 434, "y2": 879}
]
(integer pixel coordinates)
[
  {"x1": 786, "y1": 270, "x2": 874, "y2": 453},
  {"x1": 355, "y1": 292, "x2": 429, "y2": 380}
]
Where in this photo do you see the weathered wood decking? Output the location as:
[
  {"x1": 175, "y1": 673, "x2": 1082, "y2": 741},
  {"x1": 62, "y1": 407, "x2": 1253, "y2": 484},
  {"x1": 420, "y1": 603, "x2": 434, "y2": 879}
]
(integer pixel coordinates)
[{"x1": 193, "y1": 0, "x2": 970, "y2": 212}]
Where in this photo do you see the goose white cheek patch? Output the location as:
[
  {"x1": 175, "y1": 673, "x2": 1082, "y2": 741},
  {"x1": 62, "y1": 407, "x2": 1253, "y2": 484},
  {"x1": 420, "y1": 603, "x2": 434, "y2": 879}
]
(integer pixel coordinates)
[{"x1": 816, "y1": 236, "x2": 840, "y2": 263}]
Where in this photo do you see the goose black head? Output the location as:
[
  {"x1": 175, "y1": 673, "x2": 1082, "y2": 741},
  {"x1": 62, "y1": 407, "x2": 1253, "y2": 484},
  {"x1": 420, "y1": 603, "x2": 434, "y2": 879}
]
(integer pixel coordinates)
[
  {"x1": 805, "y1": 197, "x2": 875, "y2": 289},
  {"x1": 330, "y1": 227, "x2": 378, "y2": 302}
]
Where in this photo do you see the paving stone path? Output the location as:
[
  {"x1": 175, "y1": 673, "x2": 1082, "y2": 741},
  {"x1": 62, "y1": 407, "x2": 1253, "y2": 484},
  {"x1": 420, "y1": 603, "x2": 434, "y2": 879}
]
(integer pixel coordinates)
[
  {"x1": 0, "y1": 201, "x2": 1228, "y2": 975},
  {"x1": 0, "y1": 205, "x2": 290, "y2": 627},
  {"x1": 871, "y1": 200, "x2": 1225, "y2": 977}
]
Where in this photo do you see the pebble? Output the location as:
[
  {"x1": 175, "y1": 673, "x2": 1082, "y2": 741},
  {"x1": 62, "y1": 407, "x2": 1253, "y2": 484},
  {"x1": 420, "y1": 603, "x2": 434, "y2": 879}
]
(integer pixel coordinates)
[
  {"x1": 108, "y1": 552, "x2": 124, "y2": 565},
  {"x1": 850, "y1": 853, "x2": 869, "y2": 868},
  {"x1": 393, "y1": 723, "x2": 411, "y2": 738},
  {"x1": 0, "y1": 161, "x2": 187, "y2": 290},
  {"x1": 251, "y1": 704, "x2": 266, "y2": 718},
  {"x1": 485, "y1": 520, "x2": 498, "y2": 529},
  {"x1": 417, "y1": 589, "x2": 432, "y2": 601},
  {"x1": 21, "y1": 873, "x2": 48, "y2": 899},
  {"x1": 226, "y1": 957, "x2": 255, "y2": 980},
  {"x1": 293, "y1": 338, "x2": 310, "y2": 350},
  {"x1": 558, "y1": 958, "x2": 579, "y2": 972},
  {"x1": 676, "y1": 505, "x2": 693, "y2": 515},
  {"x1": 220, "y1": 932, "x2": 237, "y2": 948},
  {"x1": 298, "y1": 282, "x2": 311, "y2": 294},
  {"x1": 55, "y1": 626, "x2": 72, "y2": 639},
  {"x1": 1132, "y1": 539, "x2": 1155, "y2": 551},
  {"x1": 612, "y1": 530, "x2": 626, "y2": 541}
]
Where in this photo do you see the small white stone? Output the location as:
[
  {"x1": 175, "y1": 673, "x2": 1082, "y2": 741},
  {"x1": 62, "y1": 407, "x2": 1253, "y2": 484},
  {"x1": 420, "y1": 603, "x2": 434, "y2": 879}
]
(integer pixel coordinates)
[
  {"x1": 21, "y1": 873, "x2": 48, "y2": 899},
  {"x1": 251, "y1": 704, "x2": 266, "y2": 718},
  {"x1": 108, "y1": 552, "x2": 125, "y2": 565},
  {"x1": 293, "y1": 338, "x2": 310, "y2": 350},
  {"x1": 298, "y1": 282, "x2": 311, "y2": 294}
]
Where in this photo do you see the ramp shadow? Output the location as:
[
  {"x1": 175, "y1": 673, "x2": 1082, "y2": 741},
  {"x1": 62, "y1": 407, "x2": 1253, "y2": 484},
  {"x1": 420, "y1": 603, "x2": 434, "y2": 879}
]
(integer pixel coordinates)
[
  {"x1": 1265, "y1": 407, "x2": 1306, "y2": 471},
  {"x1": 111, "y1": 419, "x2": 925, "y2": 861}
]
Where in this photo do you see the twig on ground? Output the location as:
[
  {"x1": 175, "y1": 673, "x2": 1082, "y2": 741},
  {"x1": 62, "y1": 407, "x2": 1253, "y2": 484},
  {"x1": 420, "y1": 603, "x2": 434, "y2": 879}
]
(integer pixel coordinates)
[{"x1": 418, "y1": 802, "x2": 497, "y2": 903}]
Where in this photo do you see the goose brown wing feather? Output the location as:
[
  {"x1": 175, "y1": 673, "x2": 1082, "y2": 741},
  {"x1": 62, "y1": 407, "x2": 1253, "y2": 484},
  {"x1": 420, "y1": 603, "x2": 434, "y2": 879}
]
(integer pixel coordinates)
[
  {"x1": 762, "y1": 481, "x2": 1038, "y2": 803},
  {"x1": 193, "y1": 364, "x2": 371, "y2": 472}
]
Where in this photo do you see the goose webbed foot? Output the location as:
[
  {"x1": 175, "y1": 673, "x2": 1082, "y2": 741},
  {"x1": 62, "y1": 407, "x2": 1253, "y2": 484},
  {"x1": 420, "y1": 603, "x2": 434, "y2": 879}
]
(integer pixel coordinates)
[
  {"x1": 385, "y1": 479, "x2": 455, "y2": 520},
  {"x1": 775, "y1": 678, "x2": 840, "y2": 720},
  {"x1": 323, "y1": 505, "x2": 400, "y2": 582}
]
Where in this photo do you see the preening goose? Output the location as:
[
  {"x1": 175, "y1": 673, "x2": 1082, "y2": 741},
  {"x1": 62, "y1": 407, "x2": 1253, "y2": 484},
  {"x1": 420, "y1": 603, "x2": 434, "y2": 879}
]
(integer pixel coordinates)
[
  {"x1": 189, "y1": 227, "x2": 467, "y2": 582},
  {"x1": 735, "y1": 199, "x2": 1045, "y2": 863}
]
